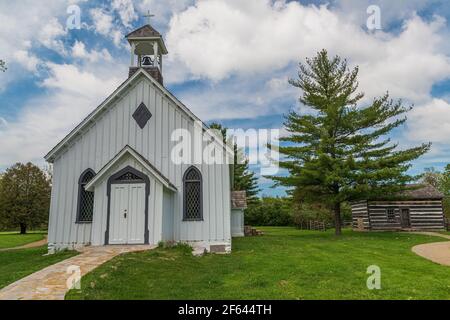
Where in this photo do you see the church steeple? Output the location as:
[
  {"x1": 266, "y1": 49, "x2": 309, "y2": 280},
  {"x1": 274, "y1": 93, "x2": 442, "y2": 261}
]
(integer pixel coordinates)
[{"x1": 126, "y1": 13, "x2": 168, "y2": 85}]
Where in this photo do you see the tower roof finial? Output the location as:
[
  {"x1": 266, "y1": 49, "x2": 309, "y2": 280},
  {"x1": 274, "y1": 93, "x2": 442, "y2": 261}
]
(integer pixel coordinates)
[{"x1": 143, "y1": 10, "x2": 155, "y2": 26}]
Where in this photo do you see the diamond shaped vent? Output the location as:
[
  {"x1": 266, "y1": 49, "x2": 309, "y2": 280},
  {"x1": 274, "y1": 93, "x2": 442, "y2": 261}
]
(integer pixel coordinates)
[{"x1": 133, "y1": 102, "x2": 152, "y2": 129}]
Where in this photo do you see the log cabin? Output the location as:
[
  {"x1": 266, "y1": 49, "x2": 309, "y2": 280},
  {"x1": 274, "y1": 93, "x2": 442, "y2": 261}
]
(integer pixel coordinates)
[{"x1": 352, "y1": 184, "x2": 445, "y2": 231}]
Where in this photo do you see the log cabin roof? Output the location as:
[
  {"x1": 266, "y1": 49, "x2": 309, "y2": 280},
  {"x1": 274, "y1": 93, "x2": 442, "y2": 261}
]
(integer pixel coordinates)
[
  {"x1": 364, "y1": 184, "x2": 444, "y2": 201},
  {"x1": 398, "y1": 184, "x2": 444, "y2": 200}
]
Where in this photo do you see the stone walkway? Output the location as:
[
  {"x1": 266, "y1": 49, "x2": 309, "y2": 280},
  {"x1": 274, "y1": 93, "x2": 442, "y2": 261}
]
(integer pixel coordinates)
[
  {"x1": 411, "y1": 232, "x2": 450, "y2": 266},
  {"x1": 0, "y1": 236, "x2": 48, "y2": 252},
  {"x1": 0, "y1": 245, "x2": 155, "y2": 300}
]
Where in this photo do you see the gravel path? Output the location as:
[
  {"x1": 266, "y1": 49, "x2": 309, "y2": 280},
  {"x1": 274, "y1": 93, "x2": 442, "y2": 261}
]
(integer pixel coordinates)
[
  {"x1": 411, "y1": 232, "x2": 450, "y2": 266},
  {"x1": 0, "y1": 245, "x2": 155, "y2": 300},
  {"x1": 0, "y1": 236, "x2": 48, "y2": 252}
]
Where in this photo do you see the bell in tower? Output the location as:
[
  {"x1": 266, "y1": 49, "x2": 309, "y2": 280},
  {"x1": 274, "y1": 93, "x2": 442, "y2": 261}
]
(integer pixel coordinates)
[
  {"x1": 126, "y1": 12, "x2": 168, "y2": 85},
  {"x1": 141, "y1": 56, "x2": 153, "y2": 66}
]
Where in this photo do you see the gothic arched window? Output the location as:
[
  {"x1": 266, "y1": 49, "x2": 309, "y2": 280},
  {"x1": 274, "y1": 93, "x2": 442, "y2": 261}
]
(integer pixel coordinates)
[
  {"x1": 76, "y1": 169, "x2": 95, "y2": 223},
  {"x1": 183, "y1": 166, "x2": 203, "y2": 221}
]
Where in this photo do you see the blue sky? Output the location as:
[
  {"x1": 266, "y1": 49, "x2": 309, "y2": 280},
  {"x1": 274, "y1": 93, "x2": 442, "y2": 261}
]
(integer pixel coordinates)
[{"x1": 0, "y1": 0, "x2": 450, "y2": 197}]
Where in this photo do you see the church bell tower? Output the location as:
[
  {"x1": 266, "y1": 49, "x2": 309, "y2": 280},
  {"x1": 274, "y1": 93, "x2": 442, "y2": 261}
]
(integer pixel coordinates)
[{"x1": 126, "y1": 13, "x2": 168, "y2": 85}]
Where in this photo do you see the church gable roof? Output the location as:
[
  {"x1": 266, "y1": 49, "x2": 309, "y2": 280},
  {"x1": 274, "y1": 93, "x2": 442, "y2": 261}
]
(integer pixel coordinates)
[
  {"x1": 85, "y1": 145, "x2": 177, "y2": 192},
  {"x1": 126, "y1": 24, "x2": 161, "y2": 38},
  {"x1": 44, "y1": 68, "x2": 233, "y2": 162}
]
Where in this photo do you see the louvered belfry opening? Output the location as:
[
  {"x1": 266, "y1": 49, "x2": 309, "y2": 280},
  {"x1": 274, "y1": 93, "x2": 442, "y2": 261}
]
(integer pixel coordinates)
[
  {"x1": 183, "y1": 166, "x2": 203, "y2": 221},
  {"x1": 77, "y1": 170, "x2": 95, "y2": 222}
]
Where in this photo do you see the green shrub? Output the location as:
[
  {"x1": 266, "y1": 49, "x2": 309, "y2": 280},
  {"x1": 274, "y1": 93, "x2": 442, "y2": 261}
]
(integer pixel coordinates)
[
  {"x1": 291, "y1": 202, "x2": 331, "y2": 227},
  {"x1": 244, "y1": 197, "x2": 352, "y2": 227},
  {"x1": 244, "y1": 197, "x2": 293, "y2": 226}
]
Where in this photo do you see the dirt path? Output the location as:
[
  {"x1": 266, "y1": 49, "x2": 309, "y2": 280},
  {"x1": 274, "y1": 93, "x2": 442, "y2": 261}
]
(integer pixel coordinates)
[
  {"x1": 0, "y1": 245, "x2": 155, "y2": 300},
  {"x1": 411, "y1": 232, "x2": 450, "y2": 266},
  {"x1": 0, "y1": 236, "x2": 48, "y2": 252}
]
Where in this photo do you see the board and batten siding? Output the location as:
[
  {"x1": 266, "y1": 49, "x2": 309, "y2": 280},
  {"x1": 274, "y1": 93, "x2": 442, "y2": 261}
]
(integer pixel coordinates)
[{"x1": 48, "y1": 74, "x2": 231, "y2": 249}]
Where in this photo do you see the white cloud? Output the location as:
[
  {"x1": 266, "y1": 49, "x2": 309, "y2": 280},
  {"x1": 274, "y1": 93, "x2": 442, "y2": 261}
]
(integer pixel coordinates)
[
  {"x1": 38, "y1": 17, "x2": 67, "y2": 54},
  {"x1": 0, "y1": 0, "x2": 449, "y2": 174},
  {"x1": 165, "y1": 0, "x2": 450, "y2": 105},
  {"x1": 112, "y1": 0, "x2": 138, "y2": 27},
  {"x1": 0, "y1": 1, "x2": 69, "y2": 85},
  {"x1": 0, "y1": 63, "x2": 123, "y2": 167},
  {"x1": 72, "y1": 40, "x2": 113, "y2": 63},
  {"x1": 90, "y1": 8, "x2": 114, "y2": 35},
  {"x1": 178, "y1": 71, "x2": 297, "y2": 121},
  {"x1": 163, "y1": 0, "x2": 450, "y2": 172},
  {"x1": 90, "y1": 7, "x2": 125, "y2": 47},
  {"x1": 13, "y1": 50, "x2": 41, "y2": 72},
  {"x1": 334, "y1": 0, "x2": 442, "y2": 27},
  {"x1": 407, "y1": 98, "x2": 450, "y2": 144},
  {"x1": 42, "y1": 63, "x2": 119, "y2": 99},
  {"x1": 0, "y1": 117, "x2": 7, "y2": 130}
]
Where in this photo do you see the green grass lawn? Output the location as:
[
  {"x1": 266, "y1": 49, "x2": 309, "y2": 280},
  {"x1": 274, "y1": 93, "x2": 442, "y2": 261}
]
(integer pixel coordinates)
[
  {"x1": 0, "y1": 232, "x2": 46, "y2": 249},
  {"x1": 0, "y1": 246, "x2": 78, "y2": 289},
  {"x1": 66, "y1": 227, "x2": 450, "y2": 300}
]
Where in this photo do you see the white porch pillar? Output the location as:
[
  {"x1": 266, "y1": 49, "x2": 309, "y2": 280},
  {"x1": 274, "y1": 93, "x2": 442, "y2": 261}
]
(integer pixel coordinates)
[
  {"x1": 153, "y1": 42, "x2": 159, "y2": 69},
  {"x1": 130, "y1": 42, "x2": 136, "y2": 67}
]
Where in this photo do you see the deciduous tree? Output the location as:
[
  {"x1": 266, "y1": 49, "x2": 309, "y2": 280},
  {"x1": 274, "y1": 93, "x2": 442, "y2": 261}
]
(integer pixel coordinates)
[{"x1": 0, "y1": 163, "x2": 51, "y2": 234}]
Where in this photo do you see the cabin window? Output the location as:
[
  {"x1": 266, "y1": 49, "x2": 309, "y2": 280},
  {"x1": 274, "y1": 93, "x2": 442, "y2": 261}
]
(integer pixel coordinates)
[
  {"x1": 386, "y1": 208, "x2": 396, "y2": 222},
  {"x1": 77, "y1": 169, "x2": 95, "y2": 223},
  {"x1": 183, "y1": 166, "x2": 203, "y2": 221}
]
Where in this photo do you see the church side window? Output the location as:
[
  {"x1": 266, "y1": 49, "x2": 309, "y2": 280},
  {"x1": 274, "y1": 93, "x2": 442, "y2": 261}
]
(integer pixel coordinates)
[
  {"x1": 183, "y1": 166, "x2": 203, "y2": 221},
  {"x1": 77, "y1": 169, "x2": 95, "y2": 223}
]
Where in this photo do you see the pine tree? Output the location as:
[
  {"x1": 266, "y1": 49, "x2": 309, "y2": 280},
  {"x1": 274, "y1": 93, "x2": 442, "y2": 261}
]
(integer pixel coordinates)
[
  {"x1": 209, "y1": 122, "x2": 260, "y2": 204},
  {"x1": 270, "y1": 50, "x2": 430, "y2": 235},
  {"x1": 233, "y1": 144, "x2": 260, "y2": 204}
]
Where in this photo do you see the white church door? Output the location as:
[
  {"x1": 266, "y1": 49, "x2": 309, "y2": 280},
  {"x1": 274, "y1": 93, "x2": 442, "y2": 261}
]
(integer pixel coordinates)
[{"x1": 109, "y1": 183, "x2": 146, "y2": 245}]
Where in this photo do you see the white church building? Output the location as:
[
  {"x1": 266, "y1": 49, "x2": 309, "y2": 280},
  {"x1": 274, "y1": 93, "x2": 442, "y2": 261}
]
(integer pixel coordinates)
[{"x1": 45, "y1": 23, "x2": 246, "y2": 253}]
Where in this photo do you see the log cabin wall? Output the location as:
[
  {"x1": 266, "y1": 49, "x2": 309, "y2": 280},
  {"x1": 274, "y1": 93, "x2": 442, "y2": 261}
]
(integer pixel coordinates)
[
  {"x1": 351, "y1": 201, "x2": 370, "y2": 231},
  {"x1": 366, "y1": 200, "x2": 445, "y2": 231}
]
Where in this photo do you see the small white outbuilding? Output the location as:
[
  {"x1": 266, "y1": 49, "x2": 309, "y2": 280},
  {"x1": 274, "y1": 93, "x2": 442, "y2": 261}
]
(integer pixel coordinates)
[{"x1": 45, "y1": 23, "x2": 246, "y2": 253}]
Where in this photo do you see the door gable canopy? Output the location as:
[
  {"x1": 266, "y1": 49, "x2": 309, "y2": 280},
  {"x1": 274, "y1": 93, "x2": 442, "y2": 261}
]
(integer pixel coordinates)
[
  {"x1": 85, "y1": 145, "x2": 177, "y2": 192},
  {"x1": 107, "y1": 165, "x2": 149, "y2": 196}
]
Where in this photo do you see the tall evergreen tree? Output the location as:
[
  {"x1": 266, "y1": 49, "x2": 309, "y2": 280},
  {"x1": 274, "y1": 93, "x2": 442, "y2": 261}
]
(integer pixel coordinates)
[
  {"x1": 210, "y1": 122, "x2": 260, "y2": 203},
  {"x1": 0, "y1": 163, "x2": 51, "y2": 234},
  {"x1": 270, "y1": 50, "x2": 430, "y2": 235}
]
